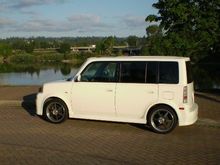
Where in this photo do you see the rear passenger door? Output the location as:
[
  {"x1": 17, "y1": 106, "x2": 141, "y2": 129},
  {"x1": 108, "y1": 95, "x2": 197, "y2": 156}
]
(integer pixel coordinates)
[{"x1": 115, "y1": 62, "x2": 158, "y2": 120}]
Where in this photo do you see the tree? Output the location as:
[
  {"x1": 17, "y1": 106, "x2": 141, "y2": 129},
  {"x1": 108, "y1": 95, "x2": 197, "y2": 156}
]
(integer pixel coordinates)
[
  {"x1": 95, "y1": 36, "x2": 115, "y2": 55},
  {"x1": 25, "y1": 42, "x2": 34, "y2": 53},
  {"x1": 146, "y1": 0, "x2": 220, "y2": 61},
  {"x1": 0, "y1": 43, "x2": 12, "y2": 61},
  {"x1": 58, "y1": 43, "x2": 71, "y2": 54},
  {"x1": 95, "y1": 41, "x2": 105, "y2": 55},
  {"x1": 103, "y1": 36, "x2": 115, "y2": 55},
  {"x1": 58, "y1": 42, "x2": 71, "y2": 60},
  {"x1": 11, "y1": 40, "x2": 26, "y2": 50},
  {"x1": 146, "y1": 25, "x2": 161, "y2": 37},
  {"x1": 127, "y1": 36, "x2": 139, "y2": 47}
]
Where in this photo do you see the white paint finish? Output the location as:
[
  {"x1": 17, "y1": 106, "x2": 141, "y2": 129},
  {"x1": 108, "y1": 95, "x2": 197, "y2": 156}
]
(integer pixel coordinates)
[
  {"x1": 115, "y1": 83, "x2": 158, "y2": 119},
  {"x1": 71, "y1": 82, "x2": 116, "y2": 117},
  {"x1": 72, "y1": 114, "x2": 146, "y2": 124},
  {"x1": 162, "y1": 91, "x2": 174, "y2": 100}
]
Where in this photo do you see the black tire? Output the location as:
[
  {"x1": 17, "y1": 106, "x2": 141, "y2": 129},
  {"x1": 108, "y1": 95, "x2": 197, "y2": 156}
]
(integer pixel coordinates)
[
  {"x1": 43, "y1": 98, "x2": 69, "y2": 123},
  {"x1": 148, "y1": 105, "x2": 178, "y2": 134}
]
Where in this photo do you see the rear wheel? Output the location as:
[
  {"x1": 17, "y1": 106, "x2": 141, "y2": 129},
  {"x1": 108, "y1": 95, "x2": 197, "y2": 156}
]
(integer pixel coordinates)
[
  {"x1": 148, "y1": 105, "x2": 177, "y2": 134},
  {"x1": 43, "y1": 98, "x2": 68, "y2": 123}
]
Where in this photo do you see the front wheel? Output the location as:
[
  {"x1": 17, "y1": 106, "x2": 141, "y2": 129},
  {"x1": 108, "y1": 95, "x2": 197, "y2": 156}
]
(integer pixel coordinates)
[
  {"x1": 43, "y1": 99, "x2": 69, "y2": 123},
  {"x1": 148, "y1": 105, "x2": 178, "y2": 134}
]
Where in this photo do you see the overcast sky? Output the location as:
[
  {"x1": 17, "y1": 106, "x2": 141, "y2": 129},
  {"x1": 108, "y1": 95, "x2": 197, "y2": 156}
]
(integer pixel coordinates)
[{"x1": 0, "y1": 0, "x2": 157, "y2": 38}]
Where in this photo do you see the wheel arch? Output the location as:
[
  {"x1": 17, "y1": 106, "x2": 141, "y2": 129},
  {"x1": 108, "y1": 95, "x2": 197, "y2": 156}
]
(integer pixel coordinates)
[
  {"x1": 43, "y1": 95, "x2": 72, "y2": 117},
  {"x1": 146, "y1": 103, "x2": 179, "y2": 124}
]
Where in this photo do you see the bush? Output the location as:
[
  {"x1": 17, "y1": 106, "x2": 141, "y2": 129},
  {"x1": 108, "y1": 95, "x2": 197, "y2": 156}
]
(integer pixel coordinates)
[
  {"x1": 9, "y1": 54, "x2": 36, "y2": 63},
  {"x1": 37, "y1": 53, "x2": 63, "y2": 63}
]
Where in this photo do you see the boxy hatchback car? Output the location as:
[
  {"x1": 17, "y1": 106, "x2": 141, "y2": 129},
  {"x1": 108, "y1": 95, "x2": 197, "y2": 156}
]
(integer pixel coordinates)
[{"x1": 36, "y1": 56, "x2": 198, "y2": 133}]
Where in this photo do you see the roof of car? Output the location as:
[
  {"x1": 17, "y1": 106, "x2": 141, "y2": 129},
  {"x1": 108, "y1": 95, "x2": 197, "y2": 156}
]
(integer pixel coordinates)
[{"x1": 87, "y1": 56, "x2": 190, "y2": 62}]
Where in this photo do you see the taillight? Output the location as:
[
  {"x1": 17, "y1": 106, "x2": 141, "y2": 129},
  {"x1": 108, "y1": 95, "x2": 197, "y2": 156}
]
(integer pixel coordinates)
[{"x1": 183, "y1": 86, "x2": 188, "y2": 103}]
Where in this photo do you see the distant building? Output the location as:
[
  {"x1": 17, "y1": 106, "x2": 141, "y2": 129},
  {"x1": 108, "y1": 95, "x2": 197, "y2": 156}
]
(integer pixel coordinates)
[
  {"x1": 70, "y1": 44, "x2": 141, "y2": 55},
  {"x1": 71, "y1": 45, "x2": 96, "y2": 52}
]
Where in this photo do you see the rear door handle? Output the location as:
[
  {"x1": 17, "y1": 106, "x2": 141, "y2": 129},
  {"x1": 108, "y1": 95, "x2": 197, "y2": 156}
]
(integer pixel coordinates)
[{"x1": 106, "y1": 89, "x2": 113, "y2": 92}]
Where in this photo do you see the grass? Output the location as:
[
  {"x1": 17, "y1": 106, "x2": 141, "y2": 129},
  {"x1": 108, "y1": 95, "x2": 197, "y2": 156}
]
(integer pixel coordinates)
[{"x1": 7, "y1": 52, "x2": 90, "y2": 64}]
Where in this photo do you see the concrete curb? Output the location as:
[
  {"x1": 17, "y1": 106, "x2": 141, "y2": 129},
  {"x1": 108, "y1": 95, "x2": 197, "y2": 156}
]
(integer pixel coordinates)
[
  {"x1": 195, "y1": 92, "x2": 220, "y2": 103},
  {"x1": 196, "y1": 118, "x2": 220, "y2": 128},
  {"x1": 0, "y1": 100, "x2": 35, "y2": 105},
  {"x1": 0, "y1": 100, "x2": 22, "y2": 105}
]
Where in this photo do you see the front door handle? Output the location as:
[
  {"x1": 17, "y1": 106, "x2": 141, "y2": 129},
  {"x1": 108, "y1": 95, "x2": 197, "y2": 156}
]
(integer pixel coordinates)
[{"x1": 106, "y1": 89, "x2": 113, "y2": 92}]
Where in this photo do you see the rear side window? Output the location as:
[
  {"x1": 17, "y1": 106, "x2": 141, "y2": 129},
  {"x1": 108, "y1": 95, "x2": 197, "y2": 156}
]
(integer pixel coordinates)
[
  {"x1": 186, "y1": 61, "x2": 193, "y2": 83},
  {"x1": 120, "y1": 62, "x2": 146, "y2": 83},
  {"x1": 146, "y1": 62, "x2": 158, "y2": 83},
  {"x1": 159, "y1": 62, "x2": 179, "y2": 84}
]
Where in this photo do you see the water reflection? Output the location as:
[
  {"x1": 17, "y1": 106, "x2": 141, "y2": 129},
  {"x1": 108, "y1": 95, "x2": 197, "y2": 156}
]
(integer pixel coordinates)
[{"x1": 0, "y1": 63, "x2": 78, "y2": 85}]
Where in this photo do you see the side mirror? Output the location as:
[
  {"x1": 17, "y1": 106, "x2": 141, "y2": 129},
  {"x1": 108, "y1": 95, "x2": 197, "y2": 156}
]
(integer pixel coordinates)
[{"x1": 75, "y1": 75, "x2": 81, "y2": 82}]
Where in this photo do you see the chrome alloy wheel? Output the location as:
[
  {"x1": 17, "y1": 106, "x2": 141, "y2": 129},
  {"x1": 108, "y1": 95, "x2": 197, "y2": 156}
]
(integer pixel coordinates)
[
  {"x1": 46, "y1": 101, "x2": 67, "y2": 123},
  {"x1": 150, "y1": 108, "x2": 176, "y2": 133}
]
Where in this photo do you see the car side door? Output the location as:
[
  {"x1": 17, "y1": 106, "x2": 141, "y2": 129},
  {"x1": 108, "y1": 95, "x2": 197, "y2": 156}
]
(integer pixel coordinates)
[
  {"x1": 115, "y1": 62, "x2": 158, "y2": 121},
  {"x1": 71, "y1": 61, "x2": 119, "y2": 118}
]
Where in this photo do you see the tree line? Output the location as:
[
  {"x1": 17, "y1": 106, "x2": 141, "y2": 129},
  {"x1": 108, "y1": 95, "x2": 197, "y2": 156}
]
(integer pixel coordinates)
[{"x1": 0, "y1": 36, "x2": 144, "y2": 60}]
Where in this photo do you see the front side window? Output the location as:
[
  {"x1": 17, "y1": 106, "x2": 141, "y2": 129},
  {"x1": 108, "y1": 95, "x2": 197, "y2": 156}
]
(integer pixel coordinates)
[
  {"x1": 81, "y1": 62, "x2": 117, "y2": 82},
  {"x1": 120, "y1": 62, "x2": 146, "y2": 83}
]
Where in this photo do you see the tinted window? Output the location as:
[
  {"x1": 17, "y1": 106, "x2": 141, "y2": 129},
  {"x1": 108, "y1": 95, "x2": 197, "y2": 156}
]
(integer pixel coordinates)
[
  {"x1": 186, "y1": 61, "x2": 193, "y2": 83},
  {"x1": 120, "y1": 62, "x2": 146, "y2": 83},
  {"x1": 146, "y1": 62, "x2": 158, "y2": 83},
  {"x1": 81, "y1": 62, "x2": 117, "y2": 82},
  {"x1": 159, "y1": 62, "x2": 179, "y2": 84}
]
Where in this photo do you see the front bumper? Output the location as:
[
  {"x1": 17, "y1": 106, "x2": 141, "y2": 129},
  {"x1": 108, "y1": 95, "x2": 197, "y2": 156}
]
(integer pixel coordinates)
[{"x1": 36, "y1": 92, "x2": 44, "y2": 116}]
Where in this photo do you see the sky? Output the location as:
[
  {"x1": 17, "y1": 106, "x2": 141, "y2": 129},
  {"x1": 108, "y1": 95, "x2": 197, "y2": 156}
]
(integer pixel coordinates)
[{"x1": 0, "y1": 0, "x2": 158, "y2": 38}]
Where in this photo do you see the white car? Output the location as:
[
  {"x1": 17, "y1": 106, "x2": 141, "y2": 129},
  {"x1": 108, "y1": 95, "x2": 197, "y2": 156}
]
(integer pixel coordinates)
[{"x1": 36, "y1": 56, "x2": 198, "y2": 133}]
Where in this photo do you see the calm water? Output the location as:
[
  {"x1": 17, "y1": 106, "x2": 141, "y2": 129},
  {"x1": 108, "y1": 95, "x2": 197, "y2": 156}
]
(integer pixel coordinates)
[
  {"x1": 0, "y1": 63, "x2": 79, "y2": 85},
  {"x1": 0, "y1": 68, "x2": 78, "y2": 85},
  {"x1": 0, "y1": 63, "x2": 219, "y2": 90}
]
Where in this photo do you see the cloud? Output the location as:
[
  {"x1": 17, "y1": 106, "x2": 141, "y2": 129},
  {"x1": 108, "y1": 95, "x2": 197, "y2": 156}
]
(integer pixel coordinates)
[
  {"x1": 2, "y1": 0, "x2": 69, "y2": 9},
  {"x1": 68, "y1": 14, "x2": 100, "y2": 25},
  {"x1": 9, "y1": 14, "x2": 114, "y2": 34},
  {"x1": 0, "y1": 18, "x2": 16, "y2": 28},
  {"x1": 20, "y1": 10, "x2": 39, "y2": 16},
  {"x1": 121, "y1": 15, "x2": 146, "y2": 28},
  {"x1": 0, "y1": 12, "x2": 146, "y2": 37},
  {"x1": 0, "y1": 1, "x2": 7, "y2": 12},
  {"x1": 68, "y1": 14, "x2": 114, "y2": 33},
  {"x1": 13, "y1": 19, "x2": 68, "y2": 32}
]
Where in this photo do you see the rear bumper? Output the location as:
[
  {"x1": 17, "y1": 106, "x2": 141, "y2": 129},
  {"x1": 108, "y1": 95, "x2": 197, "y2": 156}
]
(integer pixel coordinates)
[{"x1": 179, "y1": 103, "x2": 198, "y2": 126}]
